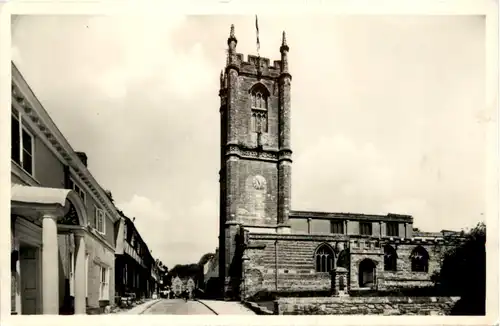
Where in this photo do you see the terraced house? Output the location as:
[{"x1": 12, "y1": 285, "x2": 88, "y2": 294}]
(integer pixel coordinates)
[
  {"x1": 114, "y1": 214, "x2": 160, "y2": 301},
  {"x1": 10, "y1": 62, "x2": 119, "y2": 315}
]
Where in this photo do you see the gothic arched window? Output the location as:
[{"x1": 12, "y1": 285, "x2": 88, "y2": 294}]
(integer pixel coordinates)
[
  {"x1": 410, "y1": 246, "x2": 429, "y2": 272},
  {"x1": 251, "y1": 91, "x2": 267, "y2": 110},
  {"x1": 384, "y1": 245, "x2": 398, "y2": 271},
  {"x1": 250, "y1": 85, "x2": 269, "y2": 134},
  {"x1": 314, "y1": 243, "x2": 335, "y2": 273}
]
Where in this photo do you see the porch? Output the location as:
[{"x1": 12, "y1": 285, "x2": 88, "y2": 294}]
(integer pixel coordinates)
[{"x1": 11, "y1": 184, "x2": 89, "y2": 315}]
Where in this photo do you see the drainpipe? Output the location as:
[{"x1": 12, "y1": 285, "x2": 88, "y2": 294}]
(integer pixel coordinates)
[{"x1": 275, "y1": 240, "x2": 279, "y2": 291}]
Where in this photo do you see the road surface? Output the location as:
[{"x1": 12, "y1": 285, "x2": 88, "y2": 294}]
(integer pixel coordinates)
[{"x1": 143, "y1": 299, "x2": 216, "y2": 315}]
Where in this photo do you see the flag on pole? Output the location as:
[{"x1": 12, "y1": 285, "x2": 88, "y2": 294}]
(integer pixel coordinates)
[{"x1": 255, "y1": 15, "x2": 260, "y2": 55}]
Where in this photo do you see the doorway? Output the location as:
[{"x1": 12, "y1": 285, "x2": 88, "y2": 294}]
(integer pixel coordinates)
[
  {"x1": 358, "y1": 259, "x2": 376, "y2": 288},
  {"x1": 19, "y1": 245, "x2": 41, "y2": 314}
]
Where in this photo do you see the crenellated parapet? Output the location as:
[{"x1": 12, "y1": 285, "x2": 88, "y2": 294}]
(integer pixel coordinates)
[{"x1": 348, "y1": 234, "x2": 466, "y2": 247}]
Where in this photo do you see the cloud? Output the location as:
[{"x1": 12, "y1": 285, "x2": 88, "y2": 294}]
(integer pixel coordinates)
[
  {"x1": 117, "y1": 195, "x2": 168, "y2": 223},
  {"x1": 116, "y1": 195, "x2": 218, "y2": 268},
  {"x1": 11, "y1": 45, "x2": 22, "y2": 64},
  {"x1": 75, "y1": 15, "x2": 216, "y2": 100},
  {"x1": 293, "y1": 134, "x2": 395, "y2": 213}
]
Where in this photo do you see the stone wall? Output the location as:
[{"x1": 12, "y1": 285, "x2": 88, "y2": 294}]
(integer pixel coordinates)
[
  {"x1": 349, "y1": 238, "x2": 449, "y2": 291},
  {"x1": 243, "y1": 234, "x2": 349, "y2": 299},
  {"x1": 377, "y1": 242, "x2": 446, "y2": 290},
  {"x1": 242, "y1": 233, "x2": 455, "y2": 299},
  {"x1": 275, "y1": 296, "x2": 460, "y2": 315}
]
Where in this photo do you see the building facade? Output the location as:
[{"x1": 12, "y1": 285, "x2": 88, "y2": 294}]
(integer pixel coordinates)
[
  {"x1": 114, "y1": 214, "x2": 159, "y2": 301},
  {"x1": 10, "y1": 62, "x2": 119, "y2": 314},
  {"x1": 217, "y1": 26, "x2": 461, "y2": 301},
  {"x1": 172, "y1": 276, "x2": 183, "y2": 297}
]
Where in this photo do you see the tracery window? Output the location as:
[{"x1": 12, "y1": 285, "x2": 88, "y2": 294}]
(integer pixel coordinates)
[
  {"x1": 314, "y1": 243, "x2": 335, "y2": 273},
  {"x1": 251, "y1": 90, "x2": 267, "y2": 109},
  {"x1": 250, "y1": 88, "x2": 268, "y2": 133},
  {"x1": 410, "y1": 246, "x2": 429, "y2": 272}
]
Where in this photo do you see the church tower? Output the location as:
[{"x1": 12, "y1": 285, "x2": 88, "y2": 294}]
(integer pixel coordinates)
[{"x1": 218, "y1": 25, "x2": 292, "y2": 299}]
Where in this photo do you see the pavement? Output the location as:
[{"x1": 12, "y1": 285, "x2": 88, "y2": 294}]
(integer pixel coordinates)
[
  {"x1": 117, "y1": 298, "x2": 162, "y2": 314},
  {"x1": 126, "y1": 298, "x2": 257, "y2": 315},
  {"x1": 196, "y1": 300, "x2": 256, "y2": 315}
]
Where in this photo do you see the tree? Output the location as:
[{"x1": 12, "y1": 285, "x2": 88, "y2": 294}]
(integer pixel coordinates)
[
  {"x1": 434, "y1": 222, "x2": 486, "y2": 315},
  {"x1": 197, "y1": 252, "x2": 215, "y2": 289},
  {"x1": 198, "y1": 253, "x2": 215, "y2": 266}
]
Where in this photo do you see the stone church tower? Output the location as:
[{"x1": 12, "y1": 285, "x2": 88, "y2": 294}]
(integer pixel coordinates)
[{"x1": 218, "y1": 25, "x2": 292, "y2": 299}]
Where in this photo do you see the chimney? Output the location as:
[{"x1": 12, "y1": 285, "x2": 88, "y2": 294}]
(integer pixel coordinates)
[{"x1": 76, "y1": 152, "x2": 88, "y2": 167}]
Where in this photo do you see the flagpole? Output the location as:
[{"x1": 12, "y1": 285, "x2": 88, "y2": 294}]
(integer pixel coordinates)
[{"x1": 255, "y1": 14, "x2": 260, "y2": 58}]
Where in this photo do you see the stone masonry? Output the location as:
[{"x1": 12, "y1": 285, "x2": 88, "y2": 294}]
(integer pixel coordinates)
[
  {"x1": 275, "y1": 296, "x2": 461, "y2": 315},
  {"x1": 216, "y1": 24, "x2": 463, "y2": 303},
  {"x1": 219, "y1": 25, "x2": 292, "y2": 299}
]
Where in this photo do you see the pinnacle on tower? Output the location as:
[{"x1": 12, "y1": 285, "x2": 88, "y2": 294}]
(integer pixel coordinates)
[
  {"x1": 280, "y1": 31, "x2": 290, "y2": 74},
  {"x1": 220, "y1": 70, "x2": 224, "y2": 88},
  {"x1": 228, "y1": 24, "x2": 237, "y2": 46},
  {"x1": 280, "y1": 31, "x2": 289, "y2": 52},
  {"x1": 227, "y1": 24, "x2": 238, "y2": 67}
]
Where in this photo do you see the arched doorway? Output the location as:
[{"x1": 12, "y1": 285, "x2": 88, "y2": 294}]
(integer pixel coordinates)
[{"x1": 358, "y1": 259, "x2": 377, "y2": 288}]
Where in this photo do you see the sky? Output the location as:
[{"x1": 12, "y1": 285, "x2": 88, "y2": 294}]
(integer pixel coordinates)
[{"x1": 11, "y1": 14, "x2": 487, "y2": 268}]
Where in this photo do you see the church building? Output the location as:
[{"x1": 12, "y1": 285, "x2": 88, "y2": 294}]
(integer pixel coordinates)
[{"x1": 217, "y1": 25, "x2": 460, "y2": 301}]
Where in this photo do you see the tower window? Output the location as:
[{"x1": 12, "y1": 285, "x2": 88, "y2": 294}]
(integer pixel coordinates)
[
  {"x1": 250, "y1": 88, "x2": 268, "y2": 133},
  {"x1": 251, "y1": 91, "x2": 267, "y2": 109},
  {"x1": 251, "y1": 112, "x2": 268, "y2": 133}
]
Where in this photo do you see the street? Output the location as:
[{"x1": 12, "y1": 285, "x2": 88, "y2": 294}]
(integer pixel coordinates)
[{"x1": 143, "y1": 299, "x2": 216, "y2": 315}]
